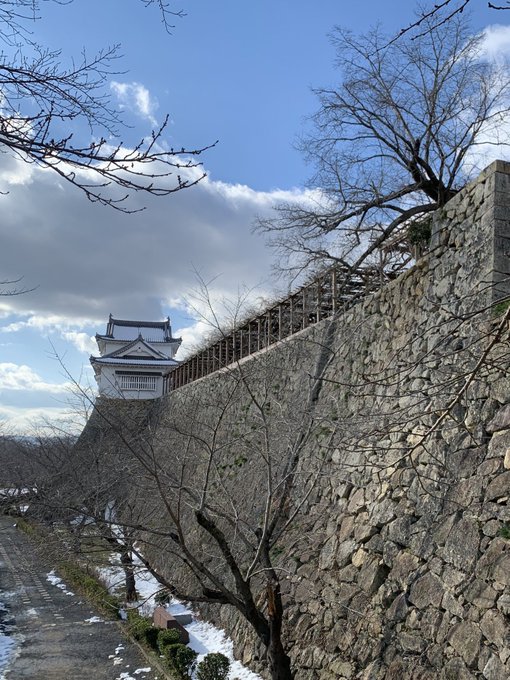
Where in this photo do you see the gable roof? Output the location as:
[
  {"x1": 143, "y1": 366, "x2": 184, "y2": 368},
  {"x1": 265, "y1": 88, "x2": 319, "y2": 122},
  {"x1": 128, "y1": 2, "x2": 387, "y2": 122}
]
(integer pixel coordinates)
[{"x1": 100, "y1": 336, "x2": 169, "y2": 360}]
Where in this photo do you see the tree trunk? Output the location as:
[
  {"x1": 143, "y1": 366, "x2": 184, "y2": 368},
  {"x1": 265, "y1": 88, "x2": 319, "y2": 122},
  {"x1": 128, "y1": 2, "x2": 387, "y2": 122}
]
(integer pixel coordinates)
[
  {"x1": 120, "y1": 550, "x2": 138, "y2": 602},
  {"x1": 266, "y1": 579, "x2": 294, "y2": 680},
  {"x1": 267, "y1": 633, "x2": 294, "y2": 680}
]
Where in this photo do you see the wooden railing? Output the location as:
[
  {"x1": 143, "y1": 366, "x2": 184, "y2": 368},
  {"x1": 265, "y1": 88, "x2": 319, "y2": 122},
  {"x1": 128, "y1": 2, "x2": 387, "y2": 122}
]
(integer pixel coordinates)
[{"x1": 165, "y1": 263, "x2": 398, "y2": 392}]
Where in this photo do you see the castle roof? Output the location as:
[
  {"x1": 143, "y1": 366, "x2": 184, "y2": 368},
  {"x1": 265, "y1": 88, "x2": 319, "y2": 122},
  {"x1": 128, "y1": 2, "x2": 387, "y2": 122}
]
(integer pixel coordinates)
[
  {"x1": 96, "y1": 315, "x2": 181, "y2": 344},
  {"x1": 90, "y1": 357, "x2": 178, "y2": 367},
  {"x1": 90, "y1": 336, "x2": 179, "y2": 368}
]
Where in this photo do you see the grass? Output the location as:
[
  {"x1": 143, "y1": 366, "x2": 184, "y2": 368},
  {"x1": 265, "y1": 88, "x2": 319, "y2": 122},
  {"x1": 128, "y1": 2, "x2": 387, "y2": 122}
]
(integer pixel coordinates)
[{"x1": 492, "y1": 298, "x2": 510, "y2": 317}]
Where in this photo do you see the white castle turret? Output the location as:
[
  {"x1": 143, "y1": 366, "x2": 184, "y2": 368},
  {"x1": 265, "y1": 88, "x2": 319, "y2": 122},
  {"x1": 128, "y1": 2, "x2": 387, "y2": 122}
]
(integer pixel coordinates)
[{"x1": 90, "y1": 315, "x2": 181, "y2": 398}]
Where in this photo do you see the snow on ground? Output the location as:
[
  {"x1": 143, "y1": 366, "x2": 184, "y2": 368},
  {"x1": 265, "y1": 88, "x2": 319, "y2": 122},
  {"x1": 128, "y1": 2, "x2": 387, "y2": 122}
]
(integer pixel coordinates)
[
  {"x1": 0, "y1": 635, "x2": 18, "y2": 680},
  {"x1": 0, "y1": 633, "x2": 17, "y2": 677},
  {"x1": 84, "y1": 616, "x2": 104, "y2": 623},
  {"x1": 99, "y1": 558, "x2": 263, "y2": 680},
  {"x1": 115, "y1": 671, "x2": 151, "y2": 680},
  {"x1": 46, "y1": 570, "x2": 74, "y2": 596},
  {"x1": 0, "y1": 600, "x2": 21, "y2": 680}
]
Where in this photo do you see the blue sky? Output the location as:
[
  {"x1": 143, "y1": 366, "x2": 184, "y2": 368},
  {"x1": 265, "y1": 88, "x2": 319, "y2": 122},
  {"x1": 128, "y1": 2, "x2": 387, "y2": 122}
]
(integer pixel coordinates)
[{"x1": 1, "y1": 0, "x2": 509, "y2": 432}]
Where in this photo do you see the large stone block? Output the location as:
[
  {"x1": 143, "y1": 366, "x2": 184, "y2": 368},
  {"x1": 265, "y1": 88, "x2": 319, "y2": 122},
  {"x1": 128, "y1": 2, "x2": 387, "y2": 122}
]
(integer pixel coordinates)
[
  {"x1": 443, "y1": 517, "x2": 480, "y2": 570},
  {"x1": 409, "y1": 572, "x2": 444, "y2": 609},
  {"x1": 448, "y1": 621, "x2": 482, "y2": 667}
]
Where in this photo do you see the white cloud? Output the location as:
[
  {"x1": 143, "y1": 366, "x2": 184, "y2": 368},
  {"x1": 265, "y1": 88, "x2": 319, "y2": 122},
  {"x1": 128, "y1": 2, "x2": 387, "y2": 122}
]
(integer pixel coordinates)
[
  {"x1": 1, "y1": 314, "x2": 97, "y2": 334},
  {"x1": 0, "y1": 363, "x2": 72, "y2": 394},
  {"x1": 0, "y1": 404, "x2": 85, "y2": 435},
  {"x1": 110, "y1": 81, "x2": 159, "y2": 126},
  {"x1": 480, "y1": 24, "x2": 510, "y2": 62},
  {"x1": 62, "y1": 331, "x2": 97, "y2": 355},
  {"x1": 0, "y1": 156, "x2": 310, "y2": 328}
]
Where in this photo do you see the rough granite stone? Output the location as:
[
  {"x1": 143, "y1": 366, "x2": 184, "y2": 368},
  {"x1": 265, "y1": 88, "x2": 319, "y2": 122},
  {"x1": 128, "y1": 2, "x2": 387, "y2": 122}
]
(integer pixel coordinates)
[
  {"x1": 448, "y1": 622, "x2": 482, "y2": 667},
  {"x1": 487, "y1": 404, "x2": 510, "y2": 432},
  {"x1": 443, "y1": 518, "x2": 480, "y2": 570},
  {"x1": 485, "y1": 471, "x2": 510, "y2": 501},
  {"x1": 409, "y1": 572, "x2": 445, "y2": 609}
]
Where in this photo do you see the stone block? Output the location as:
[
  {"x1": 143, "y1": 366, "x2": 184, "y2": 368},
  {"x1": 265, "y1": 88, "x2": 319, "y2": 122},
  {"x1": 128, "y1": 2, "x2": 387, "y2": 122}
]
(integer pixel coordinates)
[
  {"x1": 442, "y1": 591, "x2": 464, "y2": 618},
  {"x1": 483, "y1": 654, "x2": 508, "y2": 680},
  {"x1": 485, "y1": 471, "x2": 510, "y2": 501},
  {"x1": 480, "y1": 610, "x2": 507, "y2": 648},
  {"x1": 319, "y1": 536, "x2": 338, "y2": 571},
  {"x1": 336, "y1": 539, "x2": 356, "y2": 568},
  {"x1": 399, "y1": 632, "x2": 426, "y2": 653},
  {"x1": 409, "y1": 572, "x2": 445, "y2": 609},
  {"x1": 390, "y1": 552, "x2": 420, "y2": 587},
  {"x1": 385, "y1": 593, "x2": 408, "y2": 622},
  {"x1": 448, "y1": 621, "x2": 482, "y2": 667},
  {"x1": 496, "y1": 592, "x2": 510, "y2": 615},
  {"x1": 487, "y1": 404, "x2": 510, "y2": 432},
  {"x1": 443, "y1": 517, "x2": 480, "y2": 570},
  {"x1": 173, "y1": 613, "x2": 192, "y2": 625},
  {"x1": 464, "y1": 579, "x2": 497, "y2": 609},
  {"x1": 358, "y1": 556, "x2": 388, "y2": 595}
]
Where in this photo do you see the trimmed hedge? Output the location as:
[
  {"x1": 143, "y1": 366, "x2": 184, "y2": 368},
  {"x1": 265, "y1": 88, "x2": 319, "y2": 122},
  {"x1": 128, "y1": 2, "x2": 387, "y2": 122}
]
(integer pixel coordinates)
[
  {"x1": 197, "y1": 653, "x2": 231, "y2": 680},
  {"x1": 164, "y1": 643, "x2": 198, "y2": 678},
  {"x1": 157, "y1": 628, "x2": 181, "y2": 653},
  {"x1": 126, "y1": 610, "x2": 160, "y2": 650}
]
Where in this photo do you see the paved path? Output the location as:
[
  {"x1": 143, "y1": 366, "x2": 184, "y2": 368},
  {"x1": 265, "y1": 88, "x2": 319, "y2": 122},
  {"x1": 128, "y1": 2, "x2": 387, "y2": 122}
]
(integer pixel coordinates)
[{"x1": 0, "y1": 516, "x2": 161, "y2": 680}]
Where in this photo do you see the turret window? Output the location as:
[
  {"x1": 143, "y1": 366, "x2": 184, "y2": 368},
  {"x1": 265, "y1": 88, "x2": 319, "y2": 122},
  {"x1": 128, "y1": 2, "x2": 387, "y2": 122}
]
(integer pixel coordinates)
[{"x1": 119, "y1": 374, "x2": 157, "y2": 391}]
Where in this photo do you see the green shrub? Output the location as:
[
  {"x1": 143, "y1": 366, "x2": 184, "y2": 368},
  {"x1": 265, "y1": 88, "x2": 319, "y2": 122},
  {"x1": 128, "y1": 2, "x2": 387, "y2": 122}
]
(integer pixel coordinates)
[
  {"x1": 196, "y1": 652, "x2": 231, "y2": 680},
  {"x1": 126, "y1": 608, "x2": 142, "y2": 623},
  {"x1": 164, "y1": 643, "x2": 198, "y2": 678},
  {"x1": 143, "y1": 625, "x2": 159, "y2": 650},
  {"x1": 157, "y1": 628, "x2": 181, "y2": 653},
  {"x1": 128, "y1": 615, "x2": 153, "y2": 643},
  {"x1": 127, "y1": 610, "x2": 159, "y2": 648}
]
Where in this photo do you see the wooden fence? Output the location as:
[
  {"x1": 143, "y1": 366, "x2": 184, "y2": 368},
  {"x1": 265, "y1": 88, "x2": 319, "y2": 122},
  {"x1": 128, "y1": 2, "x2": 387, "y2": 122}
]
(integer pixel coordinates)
[{"x1": 165, "y1": 263, "x2": 396, "y2": 392}]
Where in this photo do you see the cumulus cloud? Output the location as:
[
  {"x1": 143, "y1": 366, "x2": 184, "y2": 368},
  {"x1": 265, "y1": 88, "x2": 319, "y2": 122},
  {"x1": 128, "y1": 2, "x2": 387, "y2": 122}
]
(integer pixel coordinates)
[
  {"x1": 110, "y1": 81, "x2": 159, "y2": 126},
  {"x1": 0, "y1": 154, "x2": 310, "y2": 331},
  {"x1": 479, "y1": 24, "x2": 510, "y2": 61},
  {"x1": 460, "y1": 24, "x2": 510, "y2": 175},
  {"x1": 0, "y1": 363, "x2": 73, "y2": 393}
]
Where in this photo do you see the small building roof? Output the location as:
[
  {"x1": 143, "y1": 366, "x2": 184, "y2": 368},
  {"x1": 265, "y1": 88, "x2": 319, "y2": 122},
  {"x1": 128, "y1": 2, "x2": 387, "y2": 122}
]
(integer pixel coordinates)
[{"x1": 96, "y1": 315, "x2": 181, "y2": 344}]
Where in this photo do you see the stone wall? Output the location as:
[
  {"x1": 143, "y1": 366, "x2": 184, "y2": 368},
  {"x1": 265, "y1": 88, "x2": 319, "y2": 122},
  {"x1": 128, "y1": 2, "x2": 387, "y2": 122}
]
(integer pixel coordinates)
[{"x1": 87, "y1": 162, "x2": 510, "y2": 679}]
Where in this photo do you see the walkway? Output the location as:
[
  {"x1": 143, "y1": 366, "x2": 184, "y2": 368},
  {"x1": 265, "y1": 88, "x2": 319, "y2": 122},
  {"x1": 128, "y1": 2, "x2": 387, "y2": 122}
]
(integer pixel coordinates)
[{"x1": 0, "y1": 516, "x2": 159, "y2": 680}]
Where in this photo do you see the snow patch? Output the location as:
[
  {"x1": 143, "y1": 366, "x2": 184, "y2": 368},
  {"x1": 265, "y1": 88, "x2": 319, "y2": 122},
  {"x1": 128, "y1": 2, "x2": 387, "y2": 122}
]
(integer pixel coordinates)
[
  {"x1": 100, "y1": 559, "x2": 262, "y2": 680},
  {"x1": 115, "y1": 672, "x2": 151, "y2": 680},
  {"x1": 0, "y1": 634, "x2": 18, "y2": 680},
  {"x1": 84, "y1": 616, "x2": 103, "y2": 623},
  {"x1": 0, "y1": 596, "x2": 22, "y2": 680},
  {"x1": 46, "y1": 570, "x2": 74, "y2": 596}
]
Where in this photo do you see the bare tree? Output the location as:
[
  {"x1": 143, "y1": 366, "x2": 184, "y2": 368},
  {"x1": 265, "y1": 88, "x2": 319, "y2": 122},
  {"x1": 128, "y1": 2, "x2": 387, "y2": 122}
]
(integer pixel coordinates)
[
  {"x1": 0, "y1": 0, "x2": 212, "y2": 212},
  {"x1": 113, "y1": 334, "x2": 334, "y2": 680},
  {"x1": 258, "y1": 11, "x2": 510, "y2": 278},
  {"x1": 18, "y1": 299, "x2": 337, "y2": 680},
  {"x1": 397, "y1": 1, "x2": 510, "y2": 42}
]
